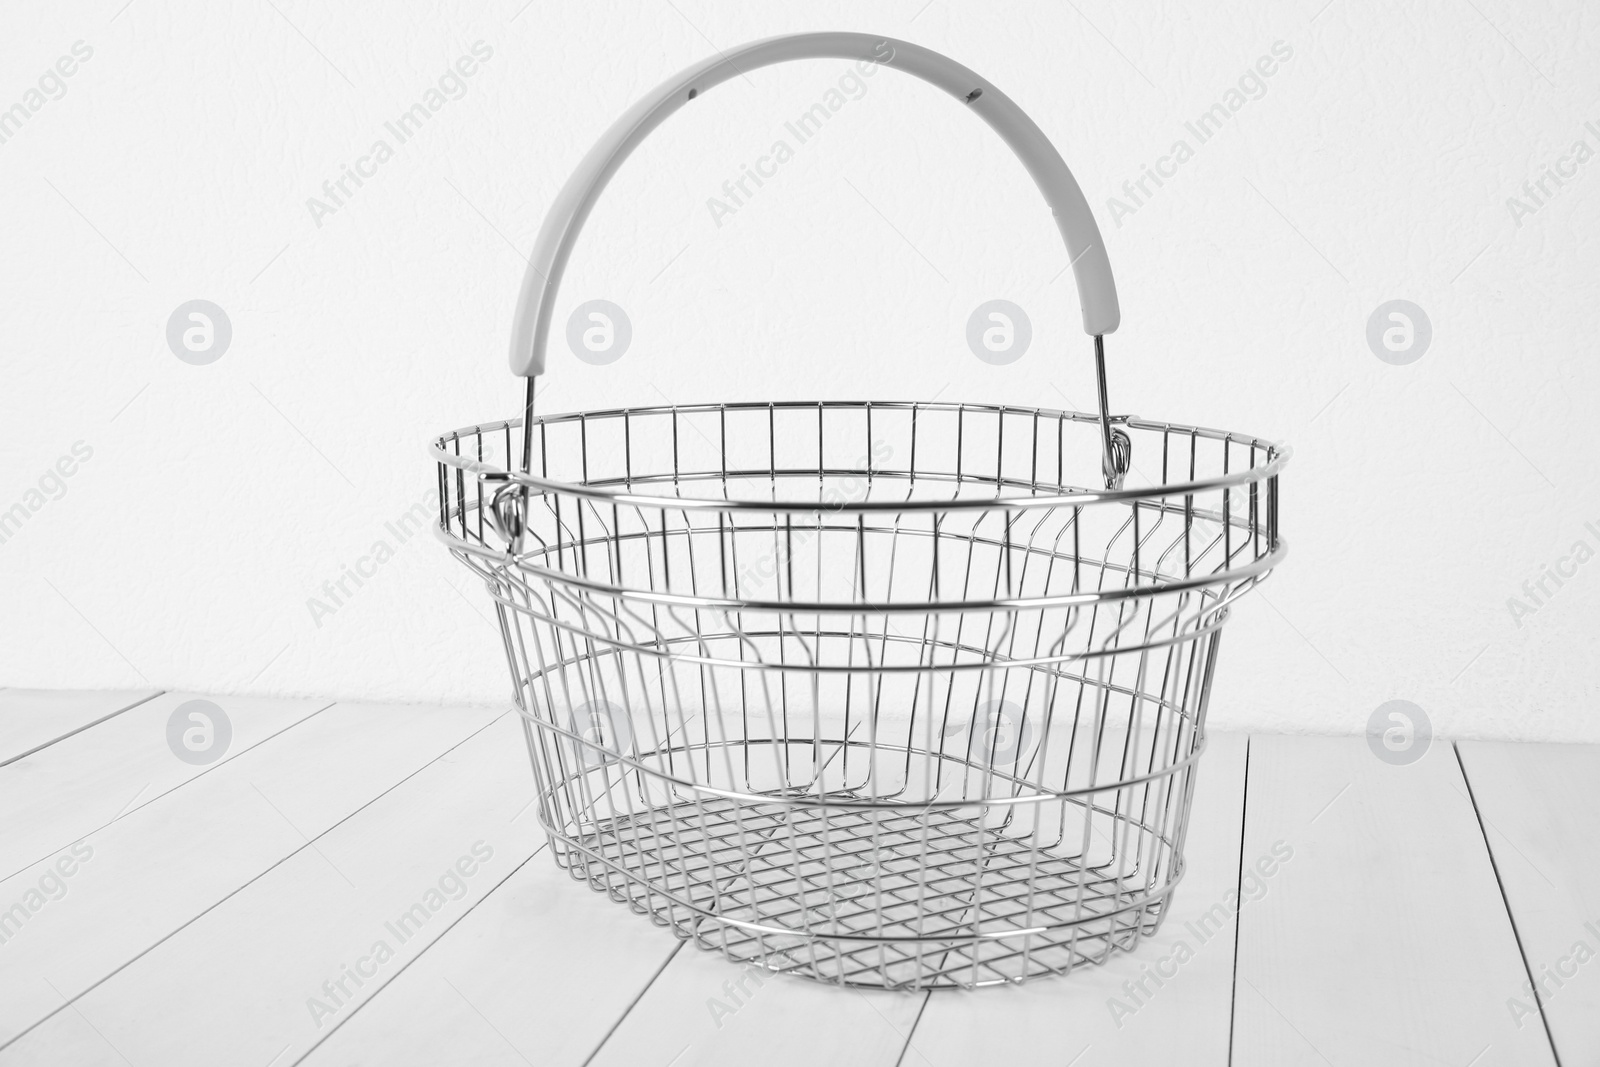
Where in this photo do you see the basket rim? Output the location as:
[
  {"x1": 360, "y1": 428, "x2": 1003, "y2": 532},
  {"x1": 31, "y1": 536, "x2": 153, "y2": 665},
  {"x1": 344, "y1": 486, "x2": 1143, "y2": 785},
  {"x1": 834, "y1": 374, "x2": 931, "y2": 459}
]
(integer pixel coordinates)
[
  {"x1": 444, "y1": 529, "x2": 1284, "y2": 613},
  {"x1": 431, "y1": 400, "x2": 1290, "y2": 514}
]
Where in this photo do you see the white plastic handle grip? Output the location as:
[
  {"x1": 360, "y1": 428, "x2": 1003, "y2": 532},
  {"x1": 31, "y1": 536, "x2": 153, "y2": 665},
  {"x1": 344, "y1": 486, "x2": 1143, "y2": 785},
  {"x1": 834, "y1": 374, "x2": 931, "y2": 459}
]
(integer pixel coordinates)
[{"x1": 509, "y1": 31, "x2": 1119, "y2": 377}]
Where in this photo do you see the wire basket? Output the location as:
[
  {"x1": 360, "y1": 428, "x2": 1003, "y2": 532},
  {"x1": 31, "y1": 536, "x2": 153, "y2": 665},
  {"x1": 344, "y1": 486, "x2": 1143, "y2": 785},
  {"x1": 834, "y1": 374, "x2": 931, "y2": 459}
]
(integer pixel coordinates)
[{"x1": 434, "y1": 33, "x2": 1287, "y2": 991}]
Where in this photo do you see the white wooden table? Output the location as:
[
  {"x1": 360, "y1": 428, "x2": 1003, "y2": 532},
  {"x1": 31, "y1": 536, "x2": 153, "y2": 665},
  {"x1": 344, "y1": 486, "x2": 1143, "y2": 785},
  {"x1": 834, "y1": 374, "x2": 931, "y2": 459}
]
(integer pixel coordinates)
[{"x1": 0, "y1": 690, "x2": 1589, "y2": 1066}]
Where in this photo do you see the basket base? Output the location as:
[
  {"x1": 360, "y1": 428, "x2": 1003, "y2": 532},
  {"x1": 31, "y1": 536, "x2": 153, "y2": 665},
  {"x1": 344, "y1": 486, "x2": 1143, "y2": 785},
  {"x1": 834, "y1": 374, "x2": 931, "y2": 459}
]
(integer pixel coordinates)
[{"x1": 548, "y1": 795, "x2": 1174, "y2": 990}]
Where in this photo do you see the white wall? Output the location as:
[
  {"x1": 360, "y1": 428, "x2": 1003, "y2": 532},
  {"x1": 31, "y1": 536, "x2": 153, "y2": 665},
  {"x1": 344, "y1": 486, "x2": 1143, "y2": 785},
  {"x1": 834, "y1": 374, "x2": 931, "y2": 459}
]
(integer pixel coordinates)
[{"x1": 2, "y1": 0, "x2": 1596, "y2": 741}]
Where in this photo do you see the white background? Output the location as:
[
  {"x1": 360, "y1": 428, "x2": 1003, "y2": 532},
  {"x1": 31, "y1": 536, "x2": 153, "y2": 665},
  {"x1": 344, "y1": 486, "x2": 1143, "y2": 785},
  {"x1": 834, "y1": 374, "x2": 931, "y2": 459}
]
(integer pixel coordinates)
[{"x1": 2, "y1": 0, "x2": 1595, "y2": 740}]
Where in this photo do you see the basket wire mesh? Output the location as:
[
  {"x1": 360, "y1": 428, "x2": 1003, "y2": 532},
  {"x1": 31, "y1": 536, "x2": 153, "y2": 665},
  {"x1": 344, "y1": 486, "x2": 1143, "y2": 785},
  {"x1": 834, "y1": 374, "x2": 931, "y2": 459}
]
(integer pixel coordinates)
[{"x1": 434, "y1": 401, "x2": 1284, "y2": 989}]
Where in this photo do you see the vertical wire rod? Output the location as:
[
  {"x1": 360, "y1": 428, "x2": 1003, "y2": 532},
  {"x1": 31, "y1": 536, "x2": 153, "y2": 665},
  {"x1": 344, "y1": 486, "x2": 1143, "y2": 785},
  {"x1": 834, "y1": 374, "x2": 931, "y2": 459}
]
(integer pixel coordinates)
[{"x1": 1093, "y1": 335, "x2": 1125, "y2": 492}]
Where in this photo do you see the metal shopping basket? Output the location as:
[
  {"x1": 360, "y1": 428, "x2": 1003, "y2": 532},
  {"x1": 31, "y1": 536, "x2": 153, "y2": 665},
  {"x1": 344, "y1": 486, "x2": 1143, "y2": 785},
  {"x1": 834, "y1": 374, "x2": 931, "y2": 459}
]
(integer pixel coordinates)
[{"x1": 434, "y1": 32, "x2": 1288, "y2": 991}]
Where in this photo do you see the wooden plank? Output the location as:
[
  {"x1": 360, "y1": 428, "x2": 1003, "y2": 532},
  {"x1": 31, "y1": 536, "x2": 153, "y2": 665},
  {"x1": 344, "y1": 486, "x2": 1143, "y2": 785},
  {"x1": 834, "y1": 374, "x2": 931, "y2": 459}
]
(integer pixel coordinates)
[
  {"x1": 0, "y1": 713, "x2": 545, "y2": 1067},
  {"x1": 903, "y1": 731, "x2": 1250, "y2": 1067},
  {"x1": 298, "y1": 845, "x2": 680, "y2": 1067},
  {"x1": 0, "y1": 700, "x2": 506, "y2": 1049},
  {"x1": 0, "y1": 692, "x2": 328, "y2": 883},
  {"x1": 0, "y1": 689, "x2": 160, "y2": 766},
  {"x1": 1233, "y1": 734, "x2": 1558, "y2": 1066},
  {"x1": 587, "y1": 942, "x2": 926, "y2": 1067},
  {"x1": 1458, "y1": 739, "x2": 1600, "y2": 1064}
]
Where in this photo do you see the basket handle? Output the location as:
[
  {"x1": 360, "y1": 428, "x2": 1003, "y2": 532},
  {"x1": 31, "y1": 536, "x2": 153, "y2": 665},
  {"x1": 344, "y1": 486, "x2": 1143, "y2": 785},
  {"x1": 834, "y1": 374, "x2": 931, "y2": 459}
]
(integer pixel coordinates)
[{"x1": 508, "y1": 31, "x2": 1120, "y2": 378}]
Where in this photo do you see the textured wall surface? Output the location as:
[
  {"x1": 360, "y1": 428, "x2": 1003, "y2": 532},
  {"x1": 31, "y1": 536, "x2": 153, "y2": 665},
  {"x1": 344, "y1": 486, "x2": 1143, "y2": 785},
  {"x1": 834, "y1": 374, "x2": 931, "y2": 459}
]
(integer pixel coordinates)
[{"x1": 2, "y1": 0, "x2": 1596, "y2": 740}]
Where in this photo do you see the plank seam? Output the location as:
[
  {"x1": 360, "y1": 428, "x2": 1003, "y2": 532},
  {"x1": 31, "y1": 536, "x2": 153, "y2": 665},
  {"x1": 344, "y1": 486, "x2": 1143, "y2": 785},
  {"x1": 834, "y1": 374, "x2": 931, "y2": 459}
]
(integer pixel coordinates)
[
  {"x1": 1454, "y1": 742, "x2": 1564, "y2": 1067},
  {"x1": 892, "y1": 990, "x2": 933, "y2": 1067},
  {"x1": 0, "y1": 690, "x2": 166, "y2": 768},
  {"x1": 292, "y1": 841, "x2": 550, "y2": 1065},
  {"x1": 579, "y1": 940, "x2": 687, "y2": 1067},
  {"x1": 0, "y1": 706, "x2": 513, "y2": 1055},
  {"x1": 1225, "y1": 735, "x2": 1251, "y2": 1067},
  {"x1": 1, "y1": 699, "x2": 337, "y2": 886}
]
